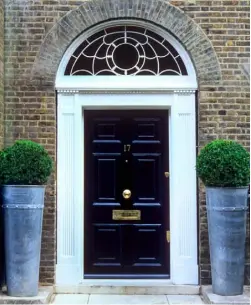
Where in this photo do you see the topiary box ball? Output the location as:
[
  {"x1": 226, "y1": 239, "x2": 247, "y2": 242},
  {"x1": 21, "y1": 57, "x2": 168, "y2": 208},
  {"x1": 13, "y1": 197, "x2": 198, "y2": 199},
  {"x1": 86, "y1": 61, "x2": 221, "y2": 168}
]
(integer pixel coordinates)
[
  {"x1": 0, "y1": 140, "x2": 53, "y2": 185},
  {"x1": 196, "y1": 139, "x2": 250, "y2": 187}
]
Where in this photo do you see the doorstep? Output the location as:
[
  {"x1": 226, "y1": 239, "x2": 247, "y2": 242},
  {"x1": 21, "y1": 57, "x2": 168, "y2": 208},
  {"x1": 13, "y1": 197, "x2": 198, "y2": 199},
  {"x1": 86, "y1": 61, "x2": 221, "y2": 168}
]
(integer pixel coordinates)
[
  {"x1": 52, "y1": 294, "x2": 205, "y2": 304},
  {"x1": 0, "y1": 286, "x2": 53, "y2": 304},
  {"x1": 54, "y1": 283, "x2": 200, "y2": 295},
  {"x1": 201, "y1": 286, "x2": 250, "y2": 304}
]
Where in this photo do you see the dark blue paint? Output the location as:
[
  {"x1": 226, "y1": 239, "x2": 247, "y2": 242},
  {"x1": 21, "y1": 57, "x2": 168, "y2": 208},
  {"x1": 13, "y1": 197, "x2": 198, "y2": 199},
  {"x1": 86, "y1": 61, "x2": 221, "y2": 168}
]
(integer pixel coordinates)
[{"x1": 84, "y1": 110, "x2": 170, "y2": 278}]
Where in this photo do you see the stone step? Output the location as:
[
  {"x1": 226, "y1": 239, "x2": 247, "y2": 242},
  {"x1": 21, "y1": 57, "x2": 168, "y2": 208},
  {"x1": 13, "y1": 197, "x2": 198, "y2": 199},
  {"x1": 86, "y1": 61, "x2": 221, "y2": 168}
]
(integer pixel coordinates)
[
  {"x1": 55, "y1": 283, "x2": 200, "y2": 295},
  {"x1": 52, "y1": 293, "x2": 205, "y2": 304}
]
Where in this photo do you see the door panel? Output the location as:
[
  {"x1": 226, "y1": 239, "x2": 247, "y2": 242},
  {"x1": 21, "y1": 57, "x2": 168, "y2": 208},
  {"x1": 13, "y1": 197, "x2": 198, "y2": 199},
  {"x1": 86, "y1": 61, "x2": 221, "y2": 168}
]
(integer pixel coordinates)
[
  {"x1": 131, "y1": 224, "x2": 163, "y2": 267},
  {"x1": 95, "y1": 157, "x2": 119, "y2": 202},
  {"x1": 133, "y1": 156, "x2": 160, "y2": 202},
  {"x1": 92, "y1": 225, "x2": 122, "y2": 267},
  {"x1": 84, "y1": 110, "x2": 169, "y2": 278}
]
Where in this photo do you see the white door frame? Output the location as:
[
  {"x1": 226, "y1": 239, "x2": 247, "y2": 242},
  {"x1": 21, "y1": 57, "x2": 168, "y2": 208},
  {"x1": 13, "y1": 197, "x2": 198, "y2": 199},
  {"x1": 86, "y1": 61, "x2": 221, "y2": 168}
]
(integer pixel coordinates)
[{"x1": 55, "y1": 20, "x2": 198, "y2": 286}]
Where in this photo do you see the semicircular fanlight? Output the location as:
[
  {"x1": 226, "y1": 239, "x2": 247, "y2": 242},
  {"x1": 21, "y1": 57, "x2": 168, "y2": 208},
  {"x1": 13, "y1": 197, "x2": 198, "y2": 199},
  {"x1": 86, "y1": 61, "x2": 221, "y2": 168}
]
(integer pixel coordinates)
[{"x1": 65, "y1": 25, "x2": 188, "y2": 76}]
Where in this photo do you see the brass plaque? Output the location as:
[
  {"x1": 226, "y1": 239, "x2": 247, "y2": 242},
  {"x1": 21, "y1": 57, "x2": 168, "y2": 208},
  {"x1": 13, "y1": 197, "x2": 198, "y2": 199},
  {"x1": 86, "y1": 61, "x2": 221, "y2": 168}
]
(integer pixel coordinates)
[{"x1": 112, "y1": 210, "x2": 141, "y2": 221}]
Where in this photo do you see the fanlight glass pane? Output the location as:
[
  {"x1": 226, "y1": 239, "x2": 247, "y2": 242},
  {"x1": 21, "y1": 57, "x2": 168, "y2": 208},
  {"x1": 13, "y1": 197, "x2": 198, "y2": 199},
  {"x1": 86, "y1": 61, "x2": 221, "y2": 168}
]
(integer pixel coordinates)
[{"x1": 65, "y1": 25, "x2": 188, "y2": 76}]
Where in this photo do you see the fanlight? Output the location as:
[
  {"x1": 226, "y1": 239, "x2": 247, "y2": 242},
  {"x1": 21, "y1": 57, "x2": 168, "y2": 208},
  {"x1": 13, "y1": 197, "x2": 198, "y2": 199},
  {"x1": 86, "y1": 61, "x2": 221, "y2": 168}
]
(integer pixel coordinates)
[{"x1": 65, "y1": 25, "x2": 188, "y2": 76}]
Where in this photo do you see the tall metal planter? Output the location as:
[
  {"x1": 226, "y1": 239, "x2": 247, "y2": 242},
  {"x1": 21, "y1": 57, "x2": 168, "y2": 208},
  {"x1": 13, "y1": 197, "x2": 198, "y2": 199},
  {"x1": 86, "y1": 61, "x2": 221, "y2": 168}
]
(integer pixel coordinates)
[
  {"x1": 206, "y1": 186, "x2": 248, "y2": 296},
  {"x1": 0, "y1": 194, "x2": 4, "y2": 288},
  {"x1": 2, "y1": 185, "x2": 45, "y2": 297}
]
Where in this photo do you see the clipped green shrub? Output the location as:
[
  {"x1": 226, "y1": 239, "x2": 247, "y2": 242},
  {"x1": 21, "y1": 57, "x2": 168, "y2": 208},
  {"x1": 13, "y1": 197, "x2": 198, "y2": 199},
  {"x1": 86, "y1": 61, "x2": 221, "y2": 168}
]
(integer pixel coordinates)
[
  {"x1": 196, "y1": 139, "x2": 250, "y2": 187},
  {"x1": 0, "y1": 140, "x2": 53, "y2": 185}
]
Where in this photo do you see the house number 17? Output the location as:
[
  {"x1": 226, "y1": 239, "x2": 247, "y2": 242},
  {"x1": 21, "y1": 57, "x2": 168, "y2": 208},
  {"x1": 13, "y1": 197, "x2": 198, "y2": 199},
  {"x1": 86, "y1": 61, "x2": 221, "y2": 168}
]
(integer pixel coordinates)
[{"x1": 124, "y1": 144, "x2": 131, "y2": 152}]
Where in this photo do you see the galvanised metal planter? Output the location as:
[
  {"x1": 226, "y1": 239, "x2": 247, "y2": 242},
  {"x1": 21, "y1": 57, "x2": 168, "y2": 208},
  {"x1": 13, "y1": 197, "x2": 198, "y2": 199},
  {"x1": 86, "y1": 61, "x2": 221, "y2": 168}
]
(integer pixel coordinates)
[
  {"x1": 0, "y1": 196, "x2": 4, "y2": 288},
  {"x1": 206, "y1": 186, "x2": 249, "y2": 296},
  {"x1": 2, "y1": 185, "x2": 45, "y2": 297}
]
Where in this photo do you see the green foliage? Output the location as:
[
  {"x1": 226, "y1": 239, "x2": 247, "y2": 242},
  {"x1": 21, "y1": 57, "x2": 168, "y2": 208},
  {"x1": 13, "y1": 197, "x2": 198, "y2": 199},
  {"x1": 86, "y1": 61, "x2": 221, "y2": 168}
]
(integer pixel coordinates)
[
  {"x1": 196, "y1": 139, "x2": 250, "y2": 187},
  {"x1": 0, "y1": 140, "x2": 53, "y2": 185}
]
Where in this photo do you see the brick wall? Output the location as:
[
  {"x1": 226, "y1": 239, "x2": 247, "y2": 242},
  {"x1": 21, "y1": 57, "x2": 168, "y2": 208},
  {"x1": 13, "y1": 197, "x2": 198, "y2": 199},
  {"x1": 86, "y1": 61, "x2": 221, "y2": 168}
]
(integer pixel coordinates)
[{"x1": 4, "y1": 0, "x2": 250, "y2": 284}]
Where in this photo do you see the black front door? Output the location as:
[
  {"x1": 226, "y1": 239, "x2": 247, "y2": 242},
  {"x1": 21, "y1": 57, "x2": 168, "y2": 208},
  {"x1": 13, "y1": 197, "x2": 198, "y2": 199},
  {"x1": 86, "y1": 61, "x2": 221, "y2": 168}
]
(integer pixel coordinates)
[{"x1": 84, "y1": 110, "x2": 169, "y2": 279}]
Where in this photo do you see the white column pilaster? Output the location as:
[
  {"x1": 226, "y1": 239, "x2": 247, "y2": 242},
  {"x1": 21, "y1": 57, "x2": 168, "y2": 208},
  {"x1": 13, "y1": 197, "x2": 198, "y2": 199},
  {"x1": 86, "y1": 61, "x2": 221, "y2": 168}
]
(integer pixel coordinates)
[{"x1": 170, "y1": 91, "x2": 198, "y2": 285}]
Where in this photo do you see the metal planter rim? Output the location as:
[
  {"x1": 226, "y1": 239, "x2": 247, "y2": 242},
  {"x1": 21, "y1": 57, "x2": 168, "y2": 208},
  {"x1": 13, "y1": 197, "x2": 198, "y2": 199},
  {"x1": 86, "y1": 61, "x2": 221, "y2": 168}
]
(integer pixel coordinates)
[
  {"x1": 206, "y1": 186, "x2": 249, "y2": 189},
  {"x1": 2, "y1": 185, "x2": 46, "y2": 188}
]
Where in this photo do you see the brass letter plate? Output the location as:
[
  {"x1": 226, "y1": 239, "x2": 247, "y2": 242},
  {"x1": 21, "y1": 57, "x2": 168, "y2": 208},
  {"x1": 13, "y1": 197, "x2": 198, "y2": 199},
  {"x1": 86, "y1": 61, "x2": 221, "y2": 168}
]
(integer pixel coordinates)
[{"x1": 112, "y1": 210, "x2": 141, "y2": 221}]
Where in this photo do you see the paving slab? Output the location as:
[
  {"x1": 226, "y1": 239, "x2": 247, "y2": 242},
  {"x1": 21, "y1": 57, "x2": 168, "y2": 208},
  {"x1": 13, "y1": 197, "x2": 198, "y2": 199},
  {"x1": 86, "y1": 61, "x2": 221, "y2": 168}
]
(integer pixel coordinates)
[
  {"x1": 0, "y1": 286, "x2": 53, "y2": 304},
  {"x1": 201, "y1": 286, "x2": 250, "y2": 304},
  {"x1": 88, "y1": 294, "x2": 168, "y2": 304},
  {"x1": 52, "y1": 293, "x2": 89, "y2": 304},
  {"x1": 167, "y1": 295, "x2": 204, "y2": 304}
]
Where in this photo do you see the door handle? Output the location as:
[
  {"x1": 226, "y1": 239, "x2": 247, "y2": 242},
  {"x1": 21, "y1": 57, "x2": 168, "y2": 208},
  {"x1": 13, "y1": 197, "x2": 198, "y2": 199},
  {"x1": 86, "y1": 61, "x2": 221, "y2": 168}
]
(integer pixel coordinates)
[{"x1": 122, "y1": 189, "x2": 131, "y2": 199}]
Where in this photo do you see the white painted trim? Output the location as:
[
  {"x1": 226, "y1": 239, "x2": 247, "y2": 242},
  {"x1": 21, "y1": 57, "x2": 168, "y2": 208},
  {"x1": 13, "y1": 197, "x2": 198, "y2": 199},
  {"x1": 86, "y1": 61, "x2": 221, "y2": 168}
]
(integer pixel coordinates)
[
  {"x1": 170, "y1": 93, "x2": 198, "y2": 285},
  {"x1": 56, "y1": 93, "x2": 198, "y2": 285},
  {"x1": 56, "y1": 19, "x2": 198, "y2": 286},
  {"x1": 56, "y1": 76, "x2": 197, "y2": 92}
]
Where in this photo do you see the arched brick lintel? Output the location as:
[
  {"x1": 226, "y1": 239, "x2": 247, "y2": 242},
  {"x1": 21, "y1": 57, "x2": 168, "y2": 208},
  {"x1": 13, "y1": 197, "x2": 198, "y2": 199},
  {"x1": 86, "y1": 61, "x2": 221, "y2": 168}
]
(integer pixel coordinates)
[{"x1": 32, "y1": 0, "x2": 222, "y2": 84}]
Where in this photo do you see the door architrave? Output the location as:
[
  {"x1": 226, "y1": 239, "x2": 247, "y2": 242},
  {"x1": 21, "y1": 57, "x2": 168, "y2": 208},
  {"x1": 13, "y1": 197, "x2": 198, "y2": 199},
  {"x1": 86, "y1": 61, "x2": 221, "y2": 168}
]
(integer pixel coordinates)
[{"x1": 56, "y1": 20, "x2": 198, "y2": 286}]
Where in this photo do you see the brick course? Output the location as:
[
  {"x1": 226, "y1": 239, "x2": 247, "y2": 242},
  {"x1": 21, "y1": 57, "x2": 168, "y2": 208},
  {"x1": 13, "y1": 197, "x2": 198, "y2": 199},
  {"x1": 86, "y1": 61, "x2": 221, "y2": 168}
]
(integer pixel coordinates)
[{"x1": 3, "y1": 0, "x2": 250, "y2": 284}]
